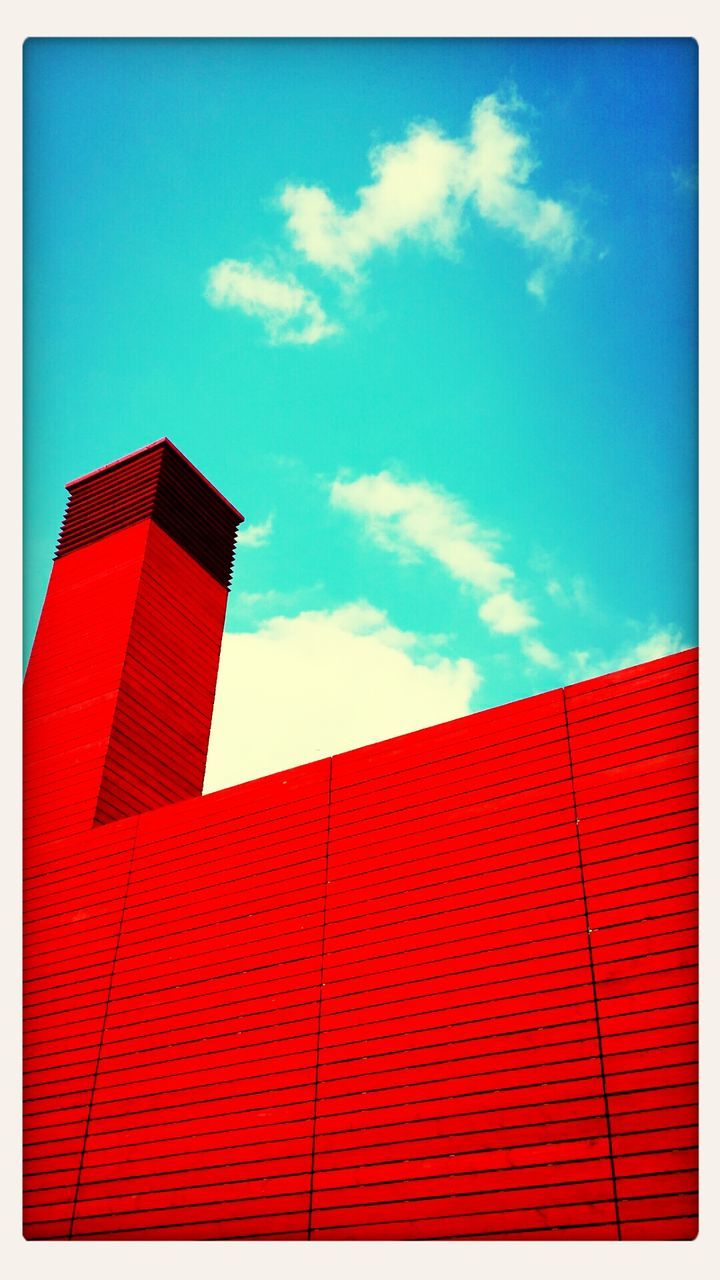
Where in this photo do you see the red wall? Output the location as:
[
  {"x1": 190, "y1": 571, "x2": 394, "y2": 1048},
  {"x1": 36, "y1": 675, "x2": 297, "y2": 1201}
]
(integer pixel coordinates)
[
  {"x1": 24, "y1": 518, "x2": 229, "y2": 839},
  {"x1": 24, "y1": 642, "x2": 698, "y2": 1240}
]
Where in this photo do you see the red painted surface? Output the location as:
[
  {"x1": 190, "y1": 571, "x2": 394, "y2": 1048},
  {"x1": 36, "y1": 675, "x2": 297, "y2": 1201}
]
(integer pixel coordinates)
[{"x1": 23, "y1": 443, "x2": 698, "y2": 1241}]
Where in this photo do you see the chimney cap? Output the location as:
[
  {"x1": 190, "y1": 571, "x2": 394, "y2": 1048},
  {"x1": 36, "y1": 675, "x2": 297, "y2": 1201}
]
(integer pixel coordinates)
[
  {"x1": 66, "y1": 437, "x2": 244, "y2": 524},
  {"x1": 57, "y1": 437, "x2": 244, "y2": 589}
]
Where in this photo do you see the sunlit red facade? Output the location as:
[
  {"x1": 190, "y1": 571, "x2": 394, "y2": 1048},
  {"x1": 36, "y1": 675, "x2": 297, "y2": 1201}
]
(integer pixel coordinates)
[{"x1": 23, "y1": 441, "x2": 698, "y2": 1240}]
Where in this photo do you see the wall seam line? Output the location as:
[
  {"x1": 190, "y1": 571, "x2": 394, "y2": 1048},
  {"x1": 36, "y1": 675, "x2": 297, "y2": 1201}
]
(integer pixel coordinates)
[
  {"x1": 67, "y1": 815, "x2": 141, "y2": 1239},
  {"x1": 561, "y1": 685, "x2": 622, "y2": 1240},
  {"x1": 307, "y1": 756, "x2": 333, "y2": 1240}
]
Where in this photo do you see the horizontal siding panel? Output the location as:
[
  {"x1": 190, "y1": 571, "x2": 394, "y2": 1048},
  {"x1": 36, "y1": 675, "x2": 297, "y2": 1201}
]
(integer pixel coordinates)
[
  {"x1": 620, "y1": 1216, "x2": 697, "y2": 1241},
  {"x1": 70, "y1": 1199, "x2": 311, "y2": 1237},
  {"x1": 310, "y1": 1204, "x2": 618, "y2": 1240},
  {"x1": 309, "y1": 1177, "x2": 617, "y2": 1231},
  {"x1": 565, "y1": 652, "x2": 697, "y2": 1243},
  {"x1": 25, "y1": 645, "x2": 697, "y2": 1239}
]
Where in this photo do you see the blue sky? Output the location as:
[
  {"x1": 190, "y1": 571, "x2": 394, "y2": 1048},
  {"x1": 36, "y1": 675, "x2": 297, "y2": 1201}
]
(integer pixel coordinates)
[{"x1": 24, "y1": 38, "x2": 698, "y2": 787}]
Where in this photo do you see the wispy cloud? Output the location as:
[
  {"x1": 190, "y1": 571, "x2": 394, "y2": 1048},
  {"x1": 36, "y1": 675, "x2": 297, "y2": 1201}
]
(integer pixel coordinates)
[
  {"x1": 479, "y1": 591, "x2": 538, "y2": 635},
  {"x1": 522, "y1": 637, "x2": 561, "y2": 669},
  {"x1": 280, "y1": 92, "x2": 578, "y2": 294},
  {"x1": 330, "y1": 470, "x2": 513, "y2": 594},
  {"x1": 569, "y1": 624, "x2": 685, "y2": 683},
  {"x1": 226, "y1": 580, "x2": 326, "y2": 628},
  {"x1": 205, "y1": 601, "x2": 480, "y2": 790},
  {"x1": 671, "y1": 164, "x2": 698, "y2": 195},
  {"x1": 545, "y1": 573, "x2": 591, "y2": 612},
  {"x1": 623, "y1": 626, "x2": 685, "y2": 666},
  {"x1": 237, "y1": 514, "x2": 274, "y2": 548},
  {"x1": 330, "y1": 468, "x2": 555, "y2": 665},
  {"x1": 205, "y1": 259, "x2": 338, "y2": 345},
  {"x1": 280, "y1": 126, "x2": 465, "y2": 276},
  {"x1": 206, "y1": 91, "x2": 580, "y2": 345}
]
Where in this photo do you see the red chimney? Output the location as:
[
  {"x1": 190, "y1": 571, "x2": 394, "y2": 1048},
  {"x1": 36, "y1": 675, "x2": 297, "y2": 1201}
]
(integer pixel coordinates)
[{"x1": 23, "y1": 439, "x2": 242, "y2": 844}]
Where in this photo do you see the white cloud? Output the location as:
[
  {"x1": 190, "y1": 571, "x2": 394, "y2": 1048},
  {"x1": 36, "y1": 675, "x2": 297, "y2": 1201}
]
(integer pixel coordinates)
[
  {"x1": 237, "y1": 514, "x2": 274, "y2": 548},
  {"x1": 622, "y1": 626, "x2": 685, "y2": 667},
  {"x1": 571, "y1": 649, "x2": 591, "y2": 672},
  {"x1": 205, "y1": 259, "x2": 338, "y2": 345},
  {"x1": 479, "y1": 591, "x2": 538, "y2": 635},
  {"x1": 280, "y1": 92, "x2": 578, "y2": 293},
  {"x1": 280, "y1": 126, "x2": 466, "y2": 275},
  {"x1": 330, "y1": 470, "x2": 513, "y2": 594},
  {"x1": 567, "y1": 625, "x2": 685, "y2": 684},
  {"x1": 204, "y1": 602, "x2": 480, "y2": 791},
  {"x1": 466, "y1": 95, "x2": 573, "y2": 254},
  {"x1": 526, "y1": 268, "x2": 548, "y2": 301},
  {"x1": 206, "y1": 92, "x2": 579, "y2": 345},
  {"x1": 545, "y1": 573, "x2": 590, "y2": 612},
  {"x1": 330, "y1": 467, "x2": 563, "y2": 662},
  {"x1": 522, "y1": 637, "x2": 561, "y2": 669}
]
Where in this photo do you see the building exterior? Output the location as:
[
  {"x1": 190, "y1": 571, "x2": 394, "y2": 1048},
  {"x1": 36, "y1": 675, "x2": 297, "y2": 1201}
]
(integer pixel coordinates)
[{"x1": 23, "y1": 440, "x2": 698, "y2": 1241}]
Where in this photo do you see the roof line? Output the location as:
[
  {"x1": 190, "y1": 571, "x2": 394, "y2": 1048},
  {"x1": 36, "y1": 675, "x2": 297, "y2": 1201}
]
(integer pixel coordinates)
[{"x1": 66, "y1": 437, "x2": 244, "y2": 523}]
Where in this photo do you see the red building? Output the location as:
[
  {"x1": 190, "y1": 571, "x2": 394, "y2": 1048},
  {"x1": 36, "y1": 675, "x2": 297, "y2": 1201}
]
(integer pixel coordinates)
[{"x1": 23, "y1": 440, "x2": 698, "y2": 1241}]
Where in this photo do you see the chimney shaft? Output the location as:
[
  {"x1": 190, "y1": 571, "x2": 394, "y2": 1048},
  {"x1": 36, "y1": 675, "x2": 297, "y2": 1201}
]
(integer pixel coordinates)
[{"x1": 24, "y1": 440, "x2": 242, "y2": 843}]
